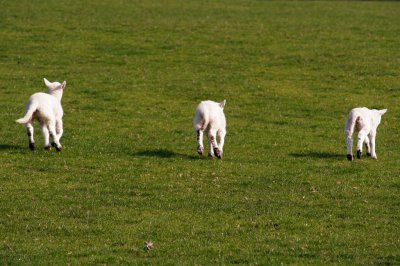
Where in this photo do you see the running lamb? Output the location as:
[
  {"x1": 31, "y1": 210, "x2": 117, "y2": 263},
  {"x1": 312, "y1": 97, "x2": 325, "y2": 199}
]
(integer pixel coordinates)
[
  {"x1": 193, "y1": 100, "x2": 227, "y2": 159},
  {"x1": 16, "y1": 78, "x2": 66, "y2": 151},
  {"x1": 344, "y1": 107, "x2": 387, "y2": 161}
]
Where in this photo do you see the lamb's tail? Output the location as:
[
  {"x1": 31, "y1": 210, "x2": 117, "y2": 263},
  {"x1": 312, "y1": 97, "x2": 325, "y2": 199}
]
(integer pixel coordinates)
[
  {"x1": 193, "y1": 109, "x2": 209, "y2": 131},
  {"x1": 16, "y1": 102, "x2": 38, "y2": 124},
  {"x1": 345, "y1": 111, "x2": 359, "y2": 139}
]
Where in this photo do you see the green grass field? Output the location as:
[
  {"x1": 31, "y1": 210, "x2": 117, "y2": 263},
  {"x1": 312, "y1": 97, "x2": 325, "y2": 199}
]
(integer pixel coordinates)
[{"x1": 1, "y1": 0, "x2": 399, "y2": 264}]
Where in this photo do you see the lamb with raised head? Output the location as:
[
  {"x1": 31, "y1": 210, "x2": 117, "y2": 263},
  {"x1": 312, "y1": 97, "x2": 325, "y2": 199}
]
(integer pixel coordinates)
[
  {"x1": 16, "y1": 78, "x2": 66, "y2": 151},
  {"x1": 345, "y1": 107, "x2": 387, "y2": 161},
  {"x1": 193, "y1": 100, "x2": 227, "y2": 159}
]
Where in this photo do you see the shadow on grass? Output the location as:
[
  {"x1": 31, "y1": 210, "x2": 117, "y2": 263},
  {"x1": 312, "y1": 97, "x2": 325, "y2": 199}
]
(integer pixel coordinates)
[
  {"x1": 0, "y1": 144, "x2": 23, "y2": 150},
  {"x1": 134, "y1": 149, "x2": 199, "y2": 160},
  {"x1": 290, "y1": 151, "x2": 343, "y2": 159}
]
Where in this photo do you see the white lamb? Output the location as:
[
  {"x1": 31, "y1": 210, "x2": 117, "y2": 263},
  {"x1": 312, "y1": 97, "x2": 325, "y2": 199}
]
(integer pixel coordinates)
[
  {"x1": 193, "y1": 100, "x2": 227, "y2": 159},
  {"x1": 16, "y1": 78, "x2": 66, "y2": 151},
  {"x1": 344, "y1": 107, "x2": 387, "y2": 161}
]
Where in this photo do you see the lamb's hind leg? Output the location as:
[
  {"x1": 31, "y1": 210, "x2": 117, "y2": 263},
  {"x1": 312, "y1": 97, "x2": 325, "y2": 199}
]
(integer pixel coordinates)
[
  {"x1": 49, "y1": 121, "x2": 62, "y2": 151},
  {"x1": 208, "y1": 129, "x2": 221, "y2": 159},
  {"x1": 346, "y1": 132, "x2": 353, "y2": 161},
  {"x1": 196, "y1": 129, "x2": 204, "y2": 156},
  {"x1": 56, "y1": 119, "x2": 63, "y2": 141},
  {"x1": 26, "y1": 122, "x2": 35, "y2": 151}
]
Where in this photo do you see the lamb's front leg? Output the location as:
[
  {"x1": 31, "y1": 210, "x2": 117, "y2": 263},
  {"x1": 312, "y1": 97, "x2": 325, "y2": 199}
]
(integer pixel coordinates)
[
  {"x1": 364, "y1": 137, "x2": 371, "y2": 157},
  {"x1": 40, "y1": 122, "x2": 51, "y2": 150},
  {"x1": 26, "y1": 122, "x2": 35, "y2": 151},
  {"x1": 56, "y1": 119, "x2": 63, "y2": 141},
  {"x1": 208, "y1": 129, "x2": 221, "y2": 159},
  {"x1": 207, "y1": 136, "x2": 214, "y2": 157},
  {"x1": 356, "y1": 130, "x2": 368, "y2": 159},
  {"x1": 369, "y1": 133, "x2": 377, "y2": 159},
  {"x1": 217, "y1": 129, "x2": 226, "y2": 158},
  {"x1": 49, "y1": 121, "x2": 62, "y2": 152},
  {"x1": 196, "y1": 129, "x2": 204, "y2": 155}
]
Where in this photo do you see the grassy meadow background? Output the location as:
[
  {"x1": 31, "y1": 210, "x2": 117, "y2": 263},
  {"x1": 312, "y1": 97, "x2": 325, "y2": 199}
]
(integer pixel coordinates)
[{"x1": 1, "y1": 0, "x2": 399, "y2": 264}]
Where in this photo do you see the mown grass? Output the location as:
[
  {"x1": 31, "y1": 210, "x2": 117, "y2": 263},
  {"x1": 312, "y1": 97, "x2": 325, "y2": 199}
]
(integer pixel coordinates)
[{"x1": 0, "y1": 0, "x2": 399, "y2": 264}]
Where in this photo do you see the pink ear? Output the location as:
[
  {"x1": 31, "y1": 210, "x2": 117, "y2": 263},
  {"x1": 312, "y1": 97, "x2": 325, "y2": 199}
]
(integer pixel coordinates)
[
  {"x1": 220, "y1": 99, "x2": 226, "y2": 108},
  {"x1": 61, "y1": 81, "x2": 66, "y2": 89}
]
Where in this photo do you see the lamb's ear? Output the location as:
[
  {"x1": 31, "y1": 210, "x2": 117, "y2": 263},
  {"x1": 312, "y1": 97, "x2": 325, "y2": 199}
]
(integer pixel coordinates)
[
  {"x1": 61, "y1": 81, "x2": 66, "y2": 90},
  {"x1": 219, "y1": 99, "x2": 226, "y2": 109},
  {"x1": 379, "y1": 109, "x2": 387, "y2": 115},
  {"x1": 44, "y1": 78, "x2": 52, "y2": 88}
]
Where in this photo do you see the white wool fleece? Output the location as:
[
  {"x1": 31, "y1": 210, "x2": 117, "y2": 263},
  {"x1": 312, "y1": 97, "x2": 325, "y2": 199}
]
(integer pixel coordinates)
[
  {"x1": 16, "y1": 78, "x2": 66, "y2": 151},
  {"x1": 345, "y1": 107, "x2": 387, "y2": 161},
  {"x1": 193, "y1": 100, "x2": 227, "y2": 159}
]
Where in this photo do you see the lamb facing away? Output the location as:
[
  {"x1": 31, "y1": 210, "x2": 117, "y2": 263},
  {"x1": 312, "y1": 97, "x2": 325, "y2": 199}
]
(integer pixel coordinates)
[
  {"x1": 16, "y1": 78, "x2": 66, "y2": 151},
  {"x1": 345, "y1": 107, "x2": 387, "y2": 161},
  {"x1": 193, "y1": 100, "x2": 227, "y2": 159}
]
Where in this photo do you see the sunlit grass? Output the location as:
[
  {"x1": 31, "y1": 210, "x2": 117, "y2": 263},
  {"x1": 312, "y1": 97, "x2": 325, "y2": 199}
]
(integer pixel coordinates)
[{"x1": 0, "y1": 0, "x2": 399, "y2": 264}]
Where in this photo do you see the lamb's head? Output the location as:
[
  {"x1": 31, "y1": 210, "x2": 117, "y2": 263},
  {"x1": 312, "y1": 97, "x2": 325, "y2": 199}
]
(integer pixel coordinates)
[
  {"x1": 44, "y1": 78, "x2": 66, "y2": 99},
  {"x1": 374, "y1": 108, "x2": 387, "y2": 125}
]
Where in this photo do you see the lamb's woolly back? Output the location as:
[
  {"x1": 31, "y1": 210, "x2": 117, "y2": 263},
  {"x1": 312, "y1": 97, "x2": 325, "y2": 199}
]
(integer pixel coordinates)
[
  {"x1": 193, "y1": 100, "x2": 226, "y2": 131},
  {"x1": 193, "y1": 100, "x2": 227, "y2": 159},
  {"x1": 345, "y1": 107, "x2": 387, "y2": 161},
  {"x1": 16, "y1": 78, "x2": 67, "y2": 151},
  {"x1": 16, "y1": 79, "x2": 66, "y2": 124}
]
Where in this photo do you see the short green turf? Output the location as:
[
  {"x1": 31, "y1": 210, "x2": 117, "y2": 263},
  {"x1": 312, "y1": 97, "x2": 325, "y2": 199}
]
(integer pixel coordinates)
[{"x1": 0, "y1": 0, "x2": 399, "y2": 264}]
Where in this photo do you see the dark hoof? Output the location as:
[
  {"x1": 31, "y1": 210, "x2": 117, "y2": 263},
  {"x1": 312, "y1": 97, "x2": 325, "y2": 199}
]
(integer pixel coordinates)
[
  {"x1": 52, "y1": 142, "x2": 62, "y2": 152},
  {"x1": 357, "y1": 150, "x2": 361, "y2": 159},
  {"x1": 214, "y1": 148, "x2": 222, "y2": 159},
  {"x1": 197, "y1": 146, "x2": 204, "y2": 156},
  {"x1": 44, "y1": 145, "x2": 51, "y2": 151},
  {"x1": 347, "y1": 154, "x2": 353, "y2": 161},
  {"x1": 29, "y1": 142, "x2": 35, "y2": 151},
  {"x1": 366, "y1": 152, "x2": 371, "y2": 157}
]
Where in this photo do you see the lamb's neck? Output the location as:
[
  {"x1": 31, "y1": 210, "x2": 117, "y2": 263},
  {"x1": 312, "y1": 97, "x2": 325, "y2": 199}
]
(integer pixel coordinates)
[{"x1": 49, "y1": 90, "x2": 63, "y2": 101}]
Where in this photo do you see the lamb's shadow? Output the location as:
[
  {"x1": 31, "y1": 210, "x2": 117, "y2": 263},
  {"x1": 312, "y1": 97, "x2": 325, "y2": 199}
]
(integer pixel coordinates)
[
  {"x1": 0, "y1": 144, "x2": 22, "y2": 150},
  {"x1": 289, "y1": 151, "x2": 343, "y2": 159},
  {"x1": 134, "y1": 149, "x2": 199, "y2": 160}
]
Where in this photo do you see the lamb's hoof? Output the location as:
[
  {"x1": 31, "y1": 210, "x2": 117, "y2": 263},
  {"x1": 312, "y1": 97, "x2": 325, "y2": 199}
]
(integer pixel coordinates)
[
  {"x1": 214, "y1": 148, "x2": 222, "y2": 159},
  {"x1": 347, "y1": 154, "x2": 353, "y2": 161},
  {"x1": 51, "y1": 142, "x2": 62, "y2": 152},
  {"x1": 197, "y1": 146, "x2": 204, "y2": 156},
  {"x1": 44, "y1": 145, "x2": 51, "y2": 151},
  {"x1": 357, "y1": 150, "x2": 362, "y2": 159},
  {"x1": 208, "y1": 152, "x2": 214, "y2": 158},
  {"x1": 29, "y1": 142, "x2": 35, "y2": 151},
  {"x1": 366, "y1": 152, "x2": 371, "y2": 157},
  {"x1": 371, "y1": 155, "x2": 377, "y2": 160}
]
